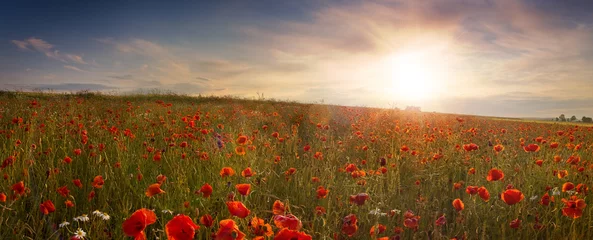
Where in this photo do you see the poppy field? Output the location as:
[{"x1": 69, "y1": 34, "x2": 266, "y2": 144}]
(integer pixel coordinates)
[{"x1": 1, "y1": 92, "x2": 593, "y2": 239}]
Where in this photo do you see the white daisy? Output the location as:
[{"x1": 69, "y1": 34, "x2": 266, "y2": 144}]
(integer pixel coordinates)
[
  {"x1": 101, "y1": 213, "x2": 111, "y2": 221},
  {"x1": 92, "y1": 210, "x2": 102, "y2": 216},
  {"x1": 74, "y1": 214, "x2": 90, "y2": 222},
  {"x1": 59, "y1": 221, "x2": 70, "y2": 228},
  {"x1": 552, "y1": 187, "x2": 561, "y2": 196},
  {"x1": 530, "y1": 195, "x2": 539, "y2": 201},
  {"x1": 73, "y1": 228, "x2": 86, "y2": 239},
  {"x1": 162, "y1": 209, "x2": 173, "y2": 215}
]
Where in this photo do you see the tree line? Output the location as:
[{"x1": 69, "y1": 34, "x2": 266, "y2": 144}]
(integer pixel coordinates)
[{"x1": 556, "y1": 114, "x2": 592, "y2": 123}]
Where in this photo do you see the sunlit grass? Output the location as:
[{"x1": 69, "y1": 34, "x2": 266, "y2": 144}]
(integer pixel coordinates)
[{"x1": 0, "y1": 91, "x2": 591, "y2": 239}]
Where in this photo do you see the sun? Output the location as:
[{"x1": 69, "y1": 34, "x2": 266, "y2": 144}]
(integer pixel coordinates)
[{"x1": 385, "y1": 50, "x2": 448, "y2": 103}]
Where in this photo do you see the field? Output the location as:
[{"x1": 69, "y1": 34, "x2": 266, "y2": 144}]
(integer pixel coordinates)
[{"x1": 0, "y1": 92, "x2": 592, "y2": 240}]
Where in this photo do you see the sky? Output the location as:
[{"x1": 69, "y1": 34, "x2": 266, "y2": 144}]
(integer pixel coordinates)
[{"x1": 2, "y1": 0, "x2": 593, "y2": 118}]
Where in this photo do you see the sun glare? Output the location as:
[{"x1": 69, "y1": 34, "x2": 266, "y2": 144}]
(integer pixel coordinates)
[{"x1": 385, "y1": 50, "x2": 448, "y2": 103}]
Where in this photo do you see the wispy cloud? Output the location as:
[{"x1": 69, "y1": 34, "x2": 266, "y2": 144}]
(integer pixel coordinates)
[
  {"x1": 12, "y1": 37, "x2": 87, "y2": 64},
  {"x1": 63, "y1": 65, "x2": 86, "y2": 72}
]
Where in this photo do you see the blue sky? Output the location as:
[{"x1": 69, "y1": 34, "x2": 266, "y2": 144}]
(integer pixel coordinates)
[{"x1": 2, "y1": 0, "x2": 593, "y2": 118}]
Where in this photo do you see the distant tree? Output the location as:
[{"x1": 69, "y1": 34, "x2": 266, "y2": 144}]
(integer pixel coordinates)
[
  {"x1": 555, "y1": 117, "x2": 559, "y2": 121},
  {"x1": 405, "y1": 106, "x2": 421, "y2": 112},
  {"x1": 559, "y1": 114, "x2": 566, "y2": 122},
  {"x1": 582, "y1": 116, "x2": 593, "y2": 123},
  {"x1": 571, "y1": 115, "x2": 577, "y2": 122}
]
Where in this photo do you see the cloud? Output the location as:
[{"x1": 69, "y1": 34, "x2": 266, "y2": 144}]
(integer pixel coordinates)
[
  {"x1": 109, "y1": 74, "x2": 134, "y2": 80},
  {"x1": 4, "y1": 83, "x2": 114, "y2": 92},
  {"x1": 65, "y1": 54, "x2": 88, "y2": 64},
  {"x1": 11, "y1": 40, "x2": 30, "y2": 50},
  {"x1": 11, "y1": 37, "x2": 88, "y2": 64},
  {"x1": 63, "y1": 65, "x2": 86, "y2": 72}
]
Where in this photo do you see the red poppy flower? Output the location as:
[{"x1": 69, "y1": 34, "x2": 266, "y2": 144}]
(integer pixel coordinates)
[
  {"x1": 199, "y1": 214, "x2": 213, "y2": 227},
  {"x1": 241, "y1": 167, "x2": 255, "y2": 178},
  {"x1": 236, "y1": 135, "x2": 248, "y2": 145},
  {"x1": 235, "y1": 146, "x2": 246, "y2": 156},
  {"x1": 122, "y1": 208, "x2": 157, "y2": 240},
  {"x1": 540, "y1": 192, "x2": 554, "y2": 206},
  {"x1": 435, "y1": 215, "x2": 446, "y2": 226},
  {"x1": 274, "y1": 228, "x2": 312, "y2": 240},
  {"x1": 235, "y1": 184, "x2": 251, "y2": 196},
  {"x1": 452, "y1": 198, "x2": 464, "y2": 211},
  {"x1": 0, "y1": 193, "x2": 6, "y2": 202},
  {"x1": 249, "y1": 217, "x2": 273, "y2": 237},
  {"x1": 272, "y1": 200, "x2": 286, "y2": 215},
  {"x1": 314, "y1": 206, "x2": 326, "y2": 215},
  {"x1": 39, "y1": 200, "x2": 55, "y2": 215},
  {"x1": 562, "y1": 182, "x2": 575, "y2": 192},
  {"x1": 220, "y1": 167, "x2": 235, "y2": 178},
  {"x1": 509, "y1": 218, "x2": 521, "y2": 229},
  {"x1": 12, "y1": 181, "x2": 26, "y2": 196},
  {"x1": 478, "y1": 186, "x2": 490, "y2": 202},
  {"x1": 465, "y1": 186, "x2": 478, "y2": 195},
  {"x1": 486, "y1": 168, "x2": 504, "y2": 181},
  {"x1": 165, "y1": 214, "x2": 199, "y2": 240},
  {"x1": 463, "y1": 143, "x2": 479, "y2": 152},
  {"x1": 501, "y1": 189, "x2": 524, "y2": 205},
  {"x1": 403, "y1": 211, "x2": 420, "y2": 230},
  {"x1": 316, "y1": 186, "x2": 329, "y2": 199},
  {"x1": 369, "y1": 224, "x2": 387, "y2": 237},
  {"x1": 214, "y1": 219, "x2": 245, "y2": 240},
  {"x1": 523, "y1": 144, "x2": 540, "y2": 152},
  {"x1": 156, "y1": 174, "x2": 167, "y2": 184},
  {"x1": 92, "y1": 175, "x2": 104, "y2": 189},
  {"x1": 226, "y1": 201, "x2": 250, "y2": 218},
  {"x1": 57, "y1": 186, "x2": 70, "y2": 198},
  {"x1": 349, "y1": 193, "x2": 370, "y2": 206},
  {"x1": 273, "y1": 214, "x2": 302, "y2": 230},
  {"x1": 198, "y1": 183, "x2": 213, "y2": 198},
  {"x1": 146, "y1": 183, "x2": 165, "y2": 197},
  {"x1": 73, "y1": 179, "x2": 83, "y2": 188},
  {"x1": 341, "y1": 214, "x2": 358, "y2": 237},
  {"x1": 562, "y1": 196, "x2": 587, "y2": 219},
  {"x1": 65, "y1": 200, "x2": 74, "y2": 208},
  {"x1": 493, "y1": 144, "x2": 504, "y2": 152}
]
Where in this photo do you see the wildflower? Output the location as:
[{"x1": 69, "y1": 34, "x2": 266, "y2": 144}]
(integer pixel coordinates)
[
  {"x1": 73, "y1": 228, "x2": 86, "y2": 239},
  {"x1": 165, "y1": 214, "x2": 199, "y2": 240},
  {"x1": 272, "y1": 200, "x2": 286, "y2": 215},
  {"x1": 524, "y1": 144, "x2": 540, "y2": 152},
  {"x1": 341, "y1": 214, "x2": 358, "y2": 237},
  {"x1": 273, "y1": 214, "x2": 302, "y2": 230},
  {"x1": 501, "y1": 189, "x2": 524, "y2": 205},
  {"x1": 452, "y1": 198, "x2": 464, "y2": 211},
  {"x1": 487, "y1": 168, "x2": 504, "y2": 181},
  {"x1": 122, "y1": 208, "x2": 157, "y2": 239},
  {"x1": 146, "y1": 183, "x2": 165, "y2": 197},
  {"x1": 39, "y1": 200, "x2": 56, "y2": 215},
  {"x1": 92, "y1": 210, "x2": 102, "y2": 217},
  {"x1": 92, "y1": 175, "x2": 104, "y2": 189},
  {"x1": 74, "y1": 214, "x2": 90, "y2": 222},
  {"x1": 316, "y1": 186, "x2": 329, "y2": 199},
  {"x1": 197, "y1": 183, "x2": 213, "y2": 198},
  {"x1": 226, "y1": 201, "x2": 250, "y2": 218},
  {"x1": 59, "y1": 221, "x2": 70, "y2": 228},
  {"x1": 235, "y1": 183, "x2": 251, "y2": 196},
  {"x1": 349, "y1": 193, "x2": 370, "y2": 206},
  {"x1": 199, "y1": 214, "x2": 213, "y2": 228},
  {"x1": 562, "y1": 196, "x2": 587, "y2": 219},
  {"x1": 214, "y1": 219, "x2": 245, "y2": 239}
]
